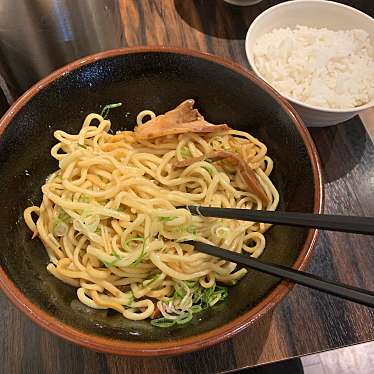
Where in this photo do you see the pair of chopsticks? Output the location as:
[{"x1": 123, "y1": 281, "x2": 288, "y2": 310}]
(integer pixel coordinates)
[{"x1": 185, "y1": 206, "x2": 374, "y2": 308}]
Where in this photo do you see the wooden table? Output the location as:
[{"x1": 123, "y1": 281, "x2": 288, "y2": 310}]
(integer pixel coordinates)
[{"x1": 1, "y1": 1, "x2": 373, "y2": 373}]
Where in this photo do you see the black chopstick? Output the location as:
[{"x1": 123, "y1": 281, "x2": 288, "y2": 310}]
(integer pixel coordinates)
[
  {"x1": 188, "y1": 241, "x2": 374, "y2": 308},
  {"x1": 186, "y1": 206, "x2": 374, "y2": 235}
]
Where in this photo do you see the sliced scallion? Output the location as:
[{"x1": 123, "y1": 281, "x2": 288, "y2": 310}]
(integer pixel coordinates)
[
  {"x1": 176, "y1": 312, "x2": 193, "y2": 325},
  {"x1": 103, "y1": 250, "x2": 122, "y2": 268},
  {"x1": 202, "y1": 165, "x2": 214, "y2": 175},
  {"x1": 159, "y1": 216, "x2": 177, "y2": 222},
  {"x1": 53, "y1": 219, "x2": 68, "y2": 237},
  {"x1": 100, "y1": 102, "x2": 123, "y2": 119},
  {"x1": 78, "y1": 195, "x2": 90, "y2": 203},
  {"x1": 190, "y1": 305, "x2": 202, "y2": 314},
  {"x1": 180, "y1": 147, "x2": 192, "y2": 158},
  {"x1": 150, "y1": 317, "x2": 176, "y2": 328},
  {"x1": 58, "y1": 209, "x2": 71, "y2": 223},
  {"x1": 186, "y1": 226, "x2": 197, "y2": 234},
  {"x1": 143, "y1": 273, "x2": 160, "y2": 287},
  {"x1": 123, "y1": 237, "x2": 146, "y2": 267}
]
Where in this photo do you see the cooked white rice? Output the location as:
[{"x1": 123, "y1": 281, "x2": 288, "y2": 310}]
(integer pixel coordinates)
[{"x1": 253, "y1": 26, "x2": 374, "y2": 109}]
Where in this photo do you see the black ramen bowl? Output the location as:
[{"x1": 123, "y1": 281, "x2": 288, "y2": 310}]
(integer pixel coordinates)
[{"x1": 0, "y1": 47, "x2": 322, "y2": 356}]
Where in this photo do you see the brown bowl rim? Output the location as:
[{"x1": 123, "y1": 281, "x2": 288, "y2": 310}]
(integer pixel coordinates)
[{"x1": 0, "y1": 46, "x2": 323, "y2": 357}]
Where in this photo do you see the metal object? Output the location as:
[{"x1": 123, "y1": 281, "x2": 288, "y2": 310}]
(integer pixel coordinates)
[{"x1": 0, "y1": 0, "x2": 123, "y2": 101}]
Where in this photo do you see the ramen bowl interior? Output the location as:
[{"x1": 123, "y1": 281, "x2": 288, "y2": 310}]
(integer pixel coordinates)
[{"x1": 0, "y1": 48, "x2": 322, "y2": 356}]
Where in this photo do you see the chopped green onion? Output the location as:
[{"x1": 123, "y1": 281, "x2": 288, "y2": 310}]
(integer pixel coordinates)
[
  {"x1": 100, "y1": 102, "x2": 123, "y2": 119},
  {"x1": 150, "y1": 318, "x2": 176, "y2": 328},
  {"x1": 215, "y1": 285, "x2": 228, "y2": 299},
  {"x1": 190, "y1": 305, "x2": 202, "y2": 314},
  {"x1": 143, "y1": 273, "x2": 160, "y2": 287},
  {"x1": 180, "y1": 147, "x2": 192, "y2": 158},
  {"x1": 176, "y1": 287, "x2": 185, "y2": 298},
  {"x1": 185, "y1": 280, "x2": 197, "y2": 288},
  {"x1": 202, "y1": 165, "x2": 214, "y2": 175},
  {"x1": 125, "y1": 240, "x2": 146, "y2": 267},
  {"x1": 122, "y1": 237, "x2": 145, "y2": 250},
  {"x1": 78, "y1": 144, "x2": 87, "y2": 149},
  {"x1": 173, "y1": 282, "x2": 186, "y2": 299},
  {"x1": 58, "y1": 209, "x2": 71, "y2": 223},
  {"x1": 81, "y1": 207, "x2": 92, "y2": 219},
  {"x1": 202, "y1": 286, "x2": 214, "y2": 304},
  {"x1": 151, "y1": 283, "x2": 229, "y2": 328},
  {"x1": 103, "y1": 260, "x2": 115, "y2": 268},
  {"x1": 74, "y1": 212, "x2": 100, "y2": 235},
  {"x1": 202, "y1": 285, "x2": 228, "y2": 307},
  {"x1": 159, "y1": 216, "x2": 177, "y2": 222},
  {"x1": 78, "y1": 195, "x2": 90, "y2": 203},
  {"x1": 121, "y1": 237, "x2": 146, "y2": 267},
  {"x1": 192, "y1": 287, "x2": 203, "y2": 305},
  {"x1": 102, "y1": 251, "x2": 122, "y2": 268},
  {"x1": 186, "y1": 226, "x2": 197, "y2": 234},
  {"x1": 53, "y1": 219, "x2": 68, "y2": 237},
  {"x1": 112, "y1": 251, "x2": 121, "y2": 260},
  {"x1": 176, "y1": 312, "x2": 193, "y2": 325},
  {"x1": 126, "y1": 291, "x2": 134, "y2": 306}
]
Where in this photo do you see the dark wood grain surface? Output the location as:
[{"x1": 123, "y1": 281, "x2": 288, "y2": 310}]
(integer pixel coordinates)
[{"x1": 1, "y1": 1, "x2": 374, "y2": 373}]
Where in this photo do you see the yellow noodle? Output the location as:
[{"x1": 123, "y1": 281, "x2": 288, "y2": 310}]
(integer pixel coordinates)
[{"x1": 24, "y1": 109, "x2": 279, "y2": 323}]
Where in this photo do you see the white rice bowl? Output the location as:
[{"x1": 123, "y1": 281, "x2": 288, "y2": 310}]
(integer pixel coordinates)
[
  {"x1": 245, "y1": 0, "x2": 374, "y2": 127},
  {"x1": 253, "y1": 26, "x2": 374, "y2": 110}
]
